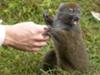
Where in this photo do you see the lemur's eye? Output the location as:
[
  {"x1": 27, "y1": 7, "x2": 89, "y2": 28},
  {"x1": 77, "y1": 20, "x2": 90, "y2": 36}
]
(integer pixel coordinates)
[
  {"x1": 65, "y1": 8, "x2": 73, "y2": 13},
  {"x1": 75, "y1": 8, "x2": 80, "y2": 13}
]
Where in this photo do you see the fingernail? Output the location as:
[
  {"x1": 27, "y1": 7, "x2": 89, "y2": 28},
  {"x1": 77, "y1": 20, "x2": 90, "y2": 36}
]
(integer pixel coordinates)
[{"x1": 44, "y1": 27, "x2": 51, "y2": 32}]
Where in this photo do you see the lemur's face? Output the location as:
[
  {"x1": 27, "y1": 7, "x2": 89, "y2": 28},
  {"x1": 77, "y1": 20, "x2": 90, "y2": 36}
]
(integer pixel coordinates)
[
  {"x1": 43, "y1": 3, "x2": 80, "y2": 28},
  {"x1": 57, "y1": 3, "x2": 80, "y2": 26}
]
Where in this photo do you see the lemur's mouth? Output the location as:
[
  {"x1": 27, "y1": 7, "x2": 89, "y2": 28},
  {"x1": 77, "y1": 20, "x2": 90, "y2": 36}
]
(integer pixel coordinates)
[
  {"x1": 73, "y1": 21, "x2": 78, "y2": 25},
  {"x1": 73, "y1": 17, "x2": 79, "y2": 25},
  {"x1": 68, "y1": 15, "x2": 79, "y2": 25}
]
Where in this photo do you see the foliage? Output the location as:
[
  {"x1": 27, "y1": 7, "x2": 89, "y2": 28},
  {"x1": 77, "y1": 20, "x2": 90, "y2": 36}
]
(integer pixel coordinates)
[{"x1": 0, "y1": 0, "x2": 100, "y2": 75}]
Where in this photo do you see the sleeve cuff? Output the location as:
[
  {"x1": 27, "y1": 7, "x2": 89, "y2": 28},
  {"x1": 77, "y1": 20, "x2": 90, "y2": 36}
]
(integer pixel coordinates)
[{"x1": 0, "y1": 25, "x2": 6, "y2": 46}]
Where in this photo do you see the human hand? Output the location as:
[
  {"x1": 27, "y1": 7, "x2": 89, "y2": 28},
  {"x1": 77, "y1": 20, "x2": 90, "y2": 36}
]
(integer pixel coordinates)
[{"x1": 3, "y1": 22, "x2": 49, "y2": 52}]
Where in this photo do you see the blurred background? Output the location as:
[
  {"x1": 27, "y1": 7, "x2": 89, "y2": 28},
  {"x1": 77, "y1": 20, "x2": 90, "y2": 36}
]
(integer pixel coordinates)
[{"x1": 0, "y1": 0, "x2": 100, "y2": 75}]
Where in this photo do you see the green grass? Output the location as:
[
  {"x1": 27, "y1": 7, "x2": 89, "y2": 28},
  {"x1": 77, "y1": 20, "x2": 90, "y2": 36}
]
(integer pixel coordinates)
[{"x1": 0, "y1": 0, "x2": 100, "y2": 75}]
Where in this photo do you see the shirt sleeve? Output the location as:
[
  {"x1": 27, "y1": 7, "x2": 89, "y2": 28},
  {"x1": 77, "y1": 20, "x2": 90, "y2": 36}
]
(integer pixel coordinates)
[{"x1": 0, "y1": 25, "x2": 6, "y2": 46}]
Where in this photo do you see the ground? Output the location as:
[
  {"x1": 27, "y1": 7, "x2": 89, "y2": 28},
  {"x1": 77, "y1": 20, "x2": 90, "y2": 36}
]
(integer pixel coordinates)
[{"x1": 0, "y1": 0, "x2": 100, "y2": 75}]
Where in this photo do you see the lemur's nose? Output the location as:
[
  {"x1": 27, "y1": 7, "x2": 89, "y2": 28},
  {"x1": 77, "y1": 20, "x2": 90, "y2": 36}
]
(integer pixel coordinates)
[
  {"x1": 73, "y1": 16, "x2": 79, "y2": 21},
  {"x1": 69, "y1": 15, "x2": 79, "y2": 21}
]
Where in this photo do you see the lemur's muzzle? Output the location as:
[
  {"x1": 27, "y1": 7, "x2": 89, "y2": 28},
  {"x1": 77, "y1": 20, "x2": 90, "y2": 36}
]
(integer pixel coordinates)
[
  {"x1": 73, "y1": 16, "x2": 79, "y2": 21},
  {"x1": 69, "y1": 15, "x2": 79, "y2": 21}
]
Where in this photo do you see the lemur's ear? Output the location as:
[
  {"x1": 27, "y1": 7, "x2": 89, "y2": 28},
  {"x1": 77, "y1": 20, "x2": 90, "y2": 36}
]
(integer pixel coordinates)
[{"x1": 43, "y1": 11, "x2": 53, "y2": 26}]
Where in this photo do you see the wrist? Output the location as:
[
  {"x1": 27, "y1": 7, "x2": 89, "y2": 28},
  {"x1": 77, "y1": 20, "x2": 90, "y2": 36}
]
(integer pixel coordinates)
[
  {"x1": 0, "y1": 25, "x2": 6, "y2": 46},
  {"x1": 3, "y1": 25, "x2": 14, "y2": 46}
]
